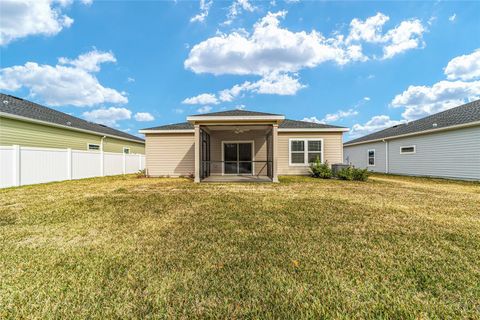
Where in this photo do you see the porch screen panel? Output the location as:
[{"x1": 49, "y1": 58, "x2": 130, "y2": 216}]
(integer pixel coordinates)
[
  {"x1": 224, "y1": 143, "x2": 237, "y2": 174},
  {"x1": 266, "y1": 132, "x2": 273, "y2": 178},
  {"x1": 200, "y1": 129, "x2": 210, "y2": 179},
  {"x1": 238, "y1": 143, "x2": 252, "y2": 174}
]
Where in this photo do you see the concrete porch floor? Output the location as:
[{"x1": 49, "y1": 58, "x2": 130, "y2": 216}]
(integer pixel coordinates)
[{"x1": 201, "y1": 175, "x2": 273, "y2": 183}]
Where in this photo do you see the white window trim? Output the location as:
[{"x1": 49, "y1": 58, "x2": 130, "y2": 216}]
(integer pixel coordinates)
[
  {"x1": 367, "y1": 149, "x2": 375, "y2": 167},
  {"x1": 400, "y1": 145, "x2": 416, "y2": 154},
  {"x1": 221, "y1": 140, "x2": 255, "y2": 176},
  {"x1": 87, "y1": 143, "x2": 100, "y2": 151},
  {"x1": 288, "y1": 138, "x2": 324, "y2": 166},
  {"x1": 123, "y1": 147, "x2": 131, "y2": 154}
]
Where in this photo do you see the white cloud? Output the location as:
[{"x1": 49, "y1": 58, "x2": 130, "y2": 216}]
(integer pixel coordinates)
[
  {"x1": 347, "y1": 12, "x2": 390, "y2": 43},
  {"x1": 186, "y1": 11, "x2": 366, "y2": 76},
  {"x1": 303, "y1": 108, "x2": 358, "y2": 124},
  {"x1": 216, "y1": 72, "x2": 305, "y2": 103},
  {"x1": 134, "y1": 112, "x2": 154, "y2": 122},
  {"x1": 0, "y1": 50, "x2": 127, "y2": 107},
  {"x1": 173, "y1": 108, "x2": 184, "y2": 114},
  {"x1": 449, "y1": 13, "x2": 456, "y2": 22},
  {"x1": 83, "y1": 107, "x2": 132, "y2": 126},
  {"x1": 58, "y1": 49, "x2": 116, "y2": 72},
  {"x1": 235, "y1": 104, "x2": 246, "y2": 110},
  {"x1": 381, "y1": 19, "x2": 425, "y2": 59},
  {"x1": 127, "y1": 77, "x2": 135, "y2": 83},
  {"x1": 444, "y1": 49, "x2": 480, "y2": 81},
  {"x1": 182, "y1": 93, "x2": 219, "y2": 105},
  {"x1": 197, "y1": 106, "x2": 212, "y2": 113},
  {"x1": 350, "y1": 115, "x2": 405, "y2": 138},
  {"x1": 190, "y1": 0, "x2": 213, "y2": 23},
  {"x1": 391, "y1": 80, "x2": 480, "y2": 120},
  {"x1": 346, "y1": 13, "x2": 425, "y2": 59},
  {"x1": 224, "y1": 0, "x2": 256, "y2": 25},
  {"x1": 0, "y1": 0, "x2": 91, "y2": 46}
]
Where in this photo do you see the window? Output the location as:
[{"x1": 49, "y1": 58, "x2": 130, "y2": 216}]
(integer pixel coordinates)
[
  {"x1": 88, "y1": 143, "x2": 100, "y2": 150},
  {"x1": 289, "y1": 139, "x2": 323, "y2": 165},
  {"x1": 400, "y1": 145, "x2": 416, "y2": 154},
  {"x1": 368, "y1": 149, "x2": 375, "y2": 166},
  {"x1": 123, "y1": 147, "x2": 130, "y2": 154}
]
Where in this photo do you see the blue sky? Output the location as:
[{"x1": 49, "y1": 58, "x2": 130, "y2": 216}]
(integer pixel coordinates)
[{"x1": 1, "y1": 0, "x2": 479, "y2": 140}]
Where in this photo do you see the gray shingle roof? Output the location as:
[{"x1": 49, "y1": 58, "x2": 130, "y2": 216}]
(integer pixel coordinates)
[
  {"x1": 189, "y1": 109, "x2": 283, "y2": 117},
  {"x1": 0, "y1": 93, "x2": 144, "y2": 142},
  {"x1": 344, "y1": 99, "x2": 480, "y2": 146},
  {"x1": 142, "y1": 118, "x2": 346, "y2": 130}
]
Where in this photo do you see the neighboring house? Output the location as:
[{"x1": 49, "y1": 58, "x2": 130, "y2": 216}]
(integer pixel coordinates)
[
  {"x1": 344, "y1": 100, "x2": 480, "y2": 180},
  {"x1": 0, "y1": 93, "x2": 145, "y2": 154},
  {"x1": 140, "y1": 110, "x2": 348, "y2": 182}
]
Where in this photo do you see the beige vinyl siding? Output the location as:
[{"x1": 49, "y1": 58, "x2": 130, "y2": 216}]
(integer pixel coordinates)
[
  {"x1": 0, "y1": 117, "x2": 145, "y2": 154},
  {"x1": 145, "y1": 133, "x2": 195, "y2": 177},
  {"x1": 209, "y1": 130, "x2": 268, "y2": 175},
  {"x1": 277, "y1": 132, "x2": 344, "y2": 175}
]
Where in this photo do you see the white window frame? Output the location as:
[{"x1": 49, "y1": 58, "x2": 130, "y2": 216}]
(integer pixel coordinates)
[
  {"x1": 123, "y1": 147, "x2": 131, "y2": 154},
  {"x1": 400, "y1": 145, "x2": 416, "y2": 154},
  {"x1": 367, "y1": 149, "x2": 375, "y2": 167},
  {"x1": 288, "y1": 138, "x2": 324, "y2": 166},
  {"x1": 87, "y1": 143, "x2": 100, "y2": 151}
]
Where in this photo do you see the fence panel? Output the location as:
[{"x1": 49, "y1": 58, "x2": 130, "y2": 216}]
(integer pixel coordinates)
[
  {"x1": 20, "y1": 147, "x2": 68, "y2": 186},
  {"x1": 104, "y1": 152, "x2": 123, "y2": 176},
  {"x1": 72, "y1": 150, "x2": 102, "y2": 179},
  {"x1": 0, "y1": 146, "x2": 14, "y2": 188},
  {"x1": 0, "y1": 145, "x2": 145, "y2": 188}
]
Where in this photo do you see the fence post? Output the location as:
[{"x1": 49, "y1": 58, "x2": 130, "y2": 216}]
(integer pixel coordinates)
[
  {"x1": 12, "y1": 145, "x2": 21, "y2": 187},
  {"x1": 67, "y1": 148, "x2": 72, "y2": 180},
  {"x1": 122, "y1": 152, "x2": 126, "y2": 175},
  {"x1": 138, "y1": 154, "x2": 142, "y2": 171},
  {"x1": 100, "y1": 150, "x2": 104, "y2": 176}
]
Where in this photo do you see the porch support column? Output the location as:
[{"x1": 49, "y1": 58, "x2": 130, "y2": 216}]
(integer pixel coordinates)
[
  {"x1": 272, "y1": 124, "x2": 279, "y2": 183},
  {"x1": 194, "y1": 124, "x2": 201, "y2": 183}
]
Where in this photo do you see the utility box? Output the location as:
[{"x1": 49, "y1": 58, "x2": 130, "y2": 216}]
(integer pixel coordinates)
[{"x1": 331, "y1": 163, "x2": 351, "y2": 175}]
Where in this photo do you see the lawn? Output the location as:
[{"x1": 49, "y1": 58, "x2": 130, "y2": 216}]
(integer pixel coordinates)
[{"x1": 1, "y1": 174, "x2": 479, "y2": 319}]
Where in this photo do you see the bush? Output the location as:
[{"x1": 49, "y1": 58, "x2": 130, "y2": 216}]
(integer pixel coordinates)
[
  {"x1": 352, "y1": 168, "x2": 369, "y2": 181},
  {"x1": 309, "y1": 158, "x2": 332, "y2": 179},
  {"x1": 336, "y1": 167, "x2": 354, "y2": 180},
  {"x1": 336, "y1": 166, "x2": 369, "y2": 181}
]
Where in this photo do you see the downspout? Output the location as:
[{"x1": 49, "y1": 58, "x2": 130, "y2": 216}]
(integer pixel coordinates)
[
  {"x1": 100, "y1": 136, "x2": 106, "y2": 151},
  {"x1": 383, "y1": 139, "x2": 389, "y2": 174}
]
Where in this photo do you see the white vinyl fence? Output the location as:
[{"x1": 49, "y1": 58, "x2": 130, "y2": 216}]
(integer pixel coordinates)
[{"x1": 0, "y1": 145, "x2": 145, "y2": 188}]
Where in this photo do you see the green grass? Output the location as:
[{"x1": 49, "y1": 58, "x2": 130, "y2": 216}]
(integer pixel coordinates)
[{"x1": 1, "y1": 174, "x2": 479, "y2": 319}]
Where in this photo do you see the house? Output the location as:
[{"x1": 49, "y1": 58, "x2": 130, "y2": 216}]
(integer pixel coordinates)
[
  {"x1": 0, "y1": 93, "x2": 145, "y2": 154},
  {"x1": 343, "y1": 100, "x2": 480, "y2": 180},
  {"x1": 140, "y1": 110, "x2": 348, "y2": 182}
]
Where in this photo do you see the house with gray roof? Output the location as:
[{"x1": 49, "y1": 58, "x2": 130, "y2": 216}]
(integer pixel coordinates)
[
  {"x1": 343, "y1": 99, "x2": 480, "y2": 180},
  {"x1": 0, "y1": 93, "x2": 145, "y2": 154},
  {"x1": 140, "y1": 109, "x2": 348, "y2": 182}
]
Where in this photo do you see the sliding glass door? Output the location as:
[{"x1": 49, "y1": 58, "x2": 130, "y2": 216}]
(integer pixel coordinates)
[{"x1": 223, "y1": 142, "x2": 253, "y2": 175}]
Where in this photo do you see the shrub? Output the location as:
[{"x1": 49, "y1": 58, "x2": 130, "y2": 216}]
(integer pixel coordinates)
[
  {"x1": 336, "y1": 167, "x2": 354, "y2": 180},
  {"x1": 336, "y1": 166, "x2": 369, "y2": 181},
  {"x1": 309, "y1": 158, "x2": 332, "y2": 179},
  {"x1": 352, "y1": 168, "x2": 369, "y2": 181}
]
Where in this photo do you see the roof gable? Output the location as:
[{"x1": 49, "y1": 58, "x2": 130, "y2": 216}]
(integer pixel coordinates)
[
  {"x1": 344, "y1": 99, "x2": 480, "y2": 145},
  {"x1": 0, "y1": 93, "x2": 144, "y2": 142}
]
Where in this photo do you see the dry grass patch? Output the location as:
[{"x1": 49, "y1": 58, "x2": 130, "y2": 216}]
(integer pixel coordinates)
[{"x1": 1, "y1": 174, "x2": 479, "y2": 319}]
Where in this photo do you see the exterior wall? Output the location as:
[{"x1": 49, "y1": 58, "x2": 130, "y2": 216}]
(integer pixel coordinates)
[
  {"x1": 387, "y1": 126, "x2": 480, "y2": 180},
  {"x1": 145, "y1": 133, "x2": 195, "y2": 177},
  {"x1": 344, "y1": 125, "x2": 480, "y2": 180},
  {"x1": 344, "y1": 141, "x2": 387, "y2": 173},
  {"x1": 277, "y1": 132, "x2": 344, "y2": 175},
  {"x1": 0, "y1": 117, "x2": 145, "y2": 154},
  {"x1": 209, "y1": 130, "x2": 268, "y2": 175}
]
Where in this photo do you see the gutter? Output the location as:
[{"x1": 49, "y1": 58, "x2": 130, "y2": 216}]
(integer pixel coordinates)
[{"x1": 139, "y1": 128, "x2": 349, "y2": 134}]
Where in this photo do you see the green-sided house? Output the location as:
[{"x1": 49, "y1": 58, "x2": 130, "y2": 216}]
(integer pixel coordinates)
[{"x1": 0, "y1": 93, "x2": 145, "y2": 153}]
